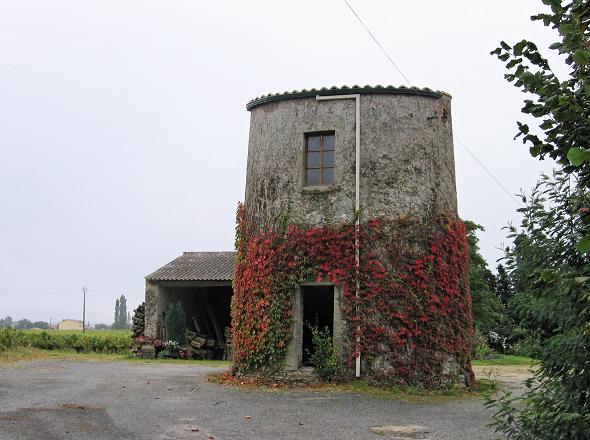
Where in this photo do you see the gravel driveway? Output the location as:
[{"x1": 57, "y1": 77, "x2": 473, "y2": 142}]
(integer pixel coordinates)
[{"x1": 0, "y1": 360, "x2": 500, "y2": 440}]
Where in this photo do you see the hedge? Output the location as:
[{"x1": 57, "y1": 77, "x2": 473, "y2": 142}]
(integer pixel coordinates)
[{"x1": 0, "y1": 328, "x2": 131, "y2": 354}]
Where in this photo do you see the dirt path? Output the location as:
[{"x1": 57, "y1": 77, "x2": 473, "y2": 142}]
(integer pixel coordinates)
[{"x1": 473, "y1": 364, "x2": 535, "y2": 396}]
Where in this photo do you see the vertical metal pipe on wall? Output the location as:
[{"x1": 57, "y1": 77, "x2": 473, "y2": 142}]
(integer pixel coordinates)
[{"x1": 316, "y1": 94, "x2": 361, "y2": 378}]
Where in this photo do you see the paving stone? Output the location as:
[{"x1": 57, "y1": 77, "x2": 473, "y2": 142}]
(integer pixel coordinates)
[{"x1": 369, "y1": 424, "x2": 430, "y2": 438}]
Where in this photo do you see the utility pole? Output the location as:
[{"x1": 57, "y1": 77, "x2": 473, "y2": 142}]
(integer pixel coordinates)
[{"x1": 82, "y1": 287, "x2": 87, "y2": 333}]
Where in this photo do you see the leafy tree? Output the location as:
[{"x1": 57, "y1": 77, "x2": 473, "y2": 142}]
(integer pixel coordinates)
[
  {"x1": 94, "y1": 323, "x2": 110, "y2": 330},
  {"x1": 164, "y1": 302, "x2": 186, "y2": 346},
  {"x1": 0, "y1": 316, "x2": 13, "y2": 328},
  {"x1": 14, "y1": 318, "x2": 33, "y2": 330},
  {"x1": 494, "y1": 264, "x2": 514, "y2": 306},
  {"x1": 465, "y1": 221, "x2": 511, "y2": 338},
  {"x1": 112, "y1": 295, "x2": 130, "y2": 330},
  {"x1": 113, "y1": 298, "x2": 120, "y2": 328},
  {"x1": 6, "y1": 319, "x2": 48, "y2": 330},
  {"x1": 489, "y1": 3, "x2": 590, "y2": 437},
  {"x1": 492, "y1": 0, "x2": 590, "y2": 253},
  {"x1": 486, "y1": 172, "x2": 590, "y2": 438}
]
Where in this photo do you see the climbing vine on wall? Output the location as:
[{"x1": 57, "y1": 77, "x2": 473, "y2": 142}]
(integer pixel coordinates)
[{"x1": 231, "y1": 203, "x2": 474, "y2": 387}]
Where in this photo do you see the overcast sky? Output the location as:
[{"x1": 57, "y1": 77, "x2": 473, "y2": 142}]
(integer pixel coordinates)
[{"x1": 0, "y1": 0, "x2": 559, "y2": 325}]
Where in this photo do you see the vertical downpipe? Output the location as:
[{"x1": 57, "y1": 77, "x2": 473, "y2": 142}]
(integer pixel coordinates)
[{"x1": 316, "y1": 94, "x2": 362, "y2": 377}]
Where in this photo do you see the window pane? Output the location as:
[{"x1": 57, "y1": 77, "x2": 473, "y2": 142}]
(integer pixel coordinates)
[
  {"x1": 322, "y1": 167, "x2": 334, "y2": 184},
  {"x1": 307, "y1": 136, "x2": 321, "y2": 151},
  {"x1": 307, "y1": 169, "x2": 320, "y2": 185},
  {"x1": 307, "y1": 152, "x2": 320, "y2": 168},
  {"x1": 323, "y1": 134, "x2": 335, "y2": 150},
  {"x1": 323, "y1": 150, "x2": 334, "y2": 167}
]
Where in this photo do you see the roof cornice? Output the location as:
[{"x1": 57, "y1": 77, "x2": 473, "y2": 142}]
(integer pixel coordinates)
[{"x1": 246, "y1": 85, "x2": 448, "y2": 111}]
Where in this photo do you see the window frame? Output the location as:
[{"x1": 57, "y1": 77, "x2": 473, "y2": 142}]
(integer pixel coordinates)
[{"x1": 304, "y1": 131, "x2": 335, "y2": 187}]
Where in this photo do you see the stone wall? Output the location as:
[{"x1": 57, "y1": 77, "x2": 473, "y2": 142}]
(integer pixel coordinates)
[{"x1": 144, "y1": 280, "x2": 160, "y2": 339}]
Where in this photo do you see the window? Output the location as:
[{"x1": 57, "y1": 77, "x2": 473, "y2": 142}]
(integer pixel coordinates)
[{"x1": 305, "y1": 133, "x2": 335, "y2": 186}]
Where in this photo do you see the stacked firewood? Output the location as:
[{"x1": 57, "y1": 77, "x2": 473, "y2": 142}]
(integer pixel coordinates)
[
  {"x1": 132, "y1": 302, "x2": 145, "y2": 338},
  {"x1": 184, "y1": 315, "x2": 227, "y2": 360}
]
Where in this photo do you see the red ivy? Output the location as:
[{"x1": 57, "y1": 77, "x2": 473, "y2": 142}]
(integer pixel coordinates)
[{"x1": 231, "y1": 203, "x2": 474, "y2": 388}]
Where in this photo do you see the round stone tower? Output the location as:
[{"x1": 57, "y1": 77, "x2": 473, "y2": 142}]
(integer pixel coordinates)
[
  {"x1": 244, "y1": 85, "x2": 457, "y2": 230},
  {"x1": 233, "y1": 85, "x2": 473, "y2": 388}
]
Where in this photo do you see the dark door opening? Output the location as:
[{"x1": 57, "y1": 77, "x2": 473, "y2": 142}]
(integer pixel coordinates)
[
  {"x1": 161, "y1": 284, "x2": 232, "y2": 360},
  {"x1": 302, "y1": 285, "x2": 334, "y2": 366}
]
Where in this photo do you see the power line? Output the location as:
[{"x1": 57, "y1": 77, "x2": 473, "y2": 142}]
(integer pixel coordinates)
[
  {"x1": 341, "y1": 0, "x2": 521, "y2": 207},
  {"x1": 342, "y1": 0, "x2": 411, "y2": 86},
  {"x1": 453, "y1": 135, "x2": 521, "y2": 206}
]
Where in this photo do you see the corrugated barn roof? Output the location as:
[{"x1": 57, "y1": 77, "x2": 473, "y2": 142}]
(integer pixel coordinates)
[{"x1": 146, "y1": 251, "x2": 236, "y2": 282}]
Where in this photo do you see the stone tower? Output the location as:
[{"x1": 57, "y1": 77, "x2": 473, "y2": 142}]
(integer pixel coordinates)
[
  {"x1": 233, "y1": 85, "x2": 473, "y2": 387},
  {"x1": 244, "y1": 85, "x2": 456, "y2": 229}
]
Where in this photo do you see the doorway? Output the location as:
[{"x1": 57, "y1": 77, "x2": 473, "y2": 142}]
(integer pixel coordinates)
[{"x1": 301, "y1": 285, "x2": 334, "y2": 365}]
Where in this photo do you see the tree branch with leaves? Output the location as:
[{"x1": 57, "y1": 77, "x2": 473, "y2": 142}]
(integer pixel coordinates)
[{"x1": 492, "y1": 0, "x2": 590, "y2": 252}]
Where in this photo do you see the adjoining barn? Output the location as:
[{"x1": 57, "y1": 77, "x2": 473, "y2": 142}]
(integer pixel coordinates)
[{"x1": 144, "y1": 252, "x2": 235, "y2": 359}]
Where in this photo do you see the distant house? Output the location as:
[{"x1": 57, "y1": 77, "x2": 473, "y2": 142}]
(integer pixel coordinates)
[{"x1": 57, "y1": 319, "x2": 83, "y2": 331}]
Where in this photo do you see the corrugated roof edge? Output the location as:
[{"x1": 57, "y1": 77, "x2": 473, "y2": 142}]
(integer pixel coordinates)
[{"x1": 246, "y1": 85, "x2": 449, "y2": 111}]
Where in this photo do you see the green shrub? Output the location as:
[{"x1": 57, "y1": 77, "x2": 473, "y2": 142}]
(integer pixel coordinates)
[
  {"x1": 28, "y1": 331, "x2": 55, "y2": 350},
  {"x1": 471, "y1": 329, "x2": 493, "y2": 360},
  {"x1": 0, "y1": 328, "x2": 130, "y2": 353},
  {"x1": 510, "y1": 334, "x2": 542, "y2": 358},
  {"x1": 165, "y1": 303, "x2": 186, "y2": 346},
  {"x1": 473, "y1": 342, "x2": 492, "y2": 360},
  {"x1": 307, "y1": 324, "x2": 339, "y2": 381},
  {"x1": 0, "y1": 328, "x2": 26, "y2": 349},
  {"x1": 157, "y1": 350, "x2": 170, "y2": 359}
]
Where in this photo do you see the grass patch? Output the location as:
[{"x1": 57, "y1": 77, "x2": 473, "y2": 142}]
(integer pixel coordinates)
[
  {"x1": 472, "y1": 355, "x2": 534, "y2": 366},
  {"x1": 213, "y1": 373, "x2": 490, "y2": 403},
  {"x1": 323, "y1": 380, "x2": 462, "y2": 402},
  {"x1": 0, "y1": 348, "x2": 231, "y2": 367},
  {"x1": 471, "y1": 377, "x2": 499, "y2": 394},
  {"x1": 320, "y1": 379, "x2": 491, "y2": 403},
  {"x1": 0, "y1": 347, "x2": 50, "y2": 365}
]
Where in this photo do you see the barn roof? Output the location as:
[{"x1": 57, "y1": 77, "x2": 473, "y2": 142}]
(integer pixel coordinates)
[
  {"x1": 146, "y1": 251, "x2": 236, "y2": 282},
  {"x1": 246, "y1": 84, "x2": 447, "y2": 110}
]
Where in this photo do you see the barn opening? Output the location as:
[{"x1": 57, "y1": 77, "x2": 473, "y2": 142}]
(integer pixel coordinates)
[
  {"x1": 144, "y1": 252, "x2": 236, "y2": 360},
  {"x1": 159, "y1": 284, "x2": 232, "y2": 359},
  {"x1": 301, "y1": 285, "x2": 334, "y2": 366}
]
